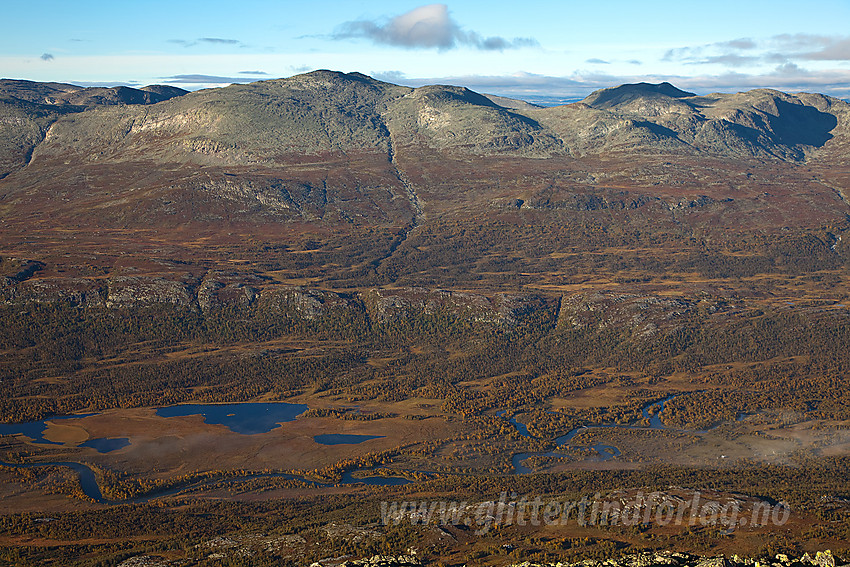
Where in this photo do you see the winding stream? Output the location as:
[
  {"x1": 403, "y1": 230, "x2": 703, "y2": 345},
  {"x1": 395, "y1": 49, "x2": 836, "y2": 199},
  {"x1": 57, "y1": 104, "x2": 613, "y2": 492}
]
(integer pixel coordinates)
[
  {"x1": 0, "y1": 460, "x2": 411, "y2": 504},
  {"x1": 508, "y1": 395, "x2": 679, "y2": 474},
  {"x1": 0, "y1": 459, "x2": 104, "y2": 500},
  {"x1": 0, "y1": 396, "x2": 691, "y2": 502},
  {"x1": 0, "y1": 402, "x2": 411, "y2": 504}
]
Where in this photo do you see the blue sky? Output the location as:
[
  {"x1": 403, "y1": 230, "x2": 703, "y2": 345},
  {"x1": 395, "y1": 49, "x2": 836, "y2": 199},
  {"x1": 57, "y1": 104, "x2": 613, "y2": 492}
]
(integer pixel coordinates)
[{"x1": 2, "y1": 0, "x2": 849, "y2": 103}]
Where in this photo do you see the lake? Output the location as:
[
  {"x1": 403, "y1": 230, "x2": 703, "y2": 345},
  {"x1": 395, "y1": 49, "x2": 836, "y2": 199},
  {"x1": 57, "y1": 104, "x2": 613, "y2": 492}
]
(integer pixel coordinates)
[
  {"x1": 155, "y1": 402, "x2": 309, "y2": 434},
  {"x1": 0, "y1": 414, "x2": 97, "y2": 445}
]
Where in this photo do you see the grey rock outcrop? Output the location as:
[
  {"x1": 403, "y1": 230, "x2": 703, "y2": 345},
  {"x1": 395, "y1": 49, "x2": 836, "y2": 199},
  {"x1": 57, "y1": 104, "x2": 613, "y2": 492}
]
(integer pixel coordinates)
[
  {"x1": 337, "y1": 555, "x2": 421, "y2": 567},
  {"x1": 105, "y1": 276, "x2": 195, "y2": 309},
  {"x1": 558, "y1": 291, "x2": 695, "y2": 337},
  {"x1": 197, "y1": 271, "x2": 262, "y2": 313},
  {"x1": 261, "y1": 287, "x2": 356, "y2": 320},
  {"x1": 0, "y1": 265, "x2": 557, "y2": 328},
  {"x1": 18, "y1": 277, "x2": 105, "y2": 307},
  {"x1": 360, "y1": 287, "x2": 554, "y2": 326}
]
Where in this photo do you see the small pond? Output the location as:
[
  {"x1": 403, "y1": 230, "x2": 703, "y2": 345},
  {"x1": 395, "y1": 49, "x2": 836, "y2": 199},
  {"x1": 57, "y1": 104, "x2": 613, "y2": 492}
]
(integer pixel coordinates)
[
  {"x1": 314, "y1": 434, "x2": 385, "y2": 445},
  {"x1": 80, "y1": 438, "x2": 131, "y2": 453}
]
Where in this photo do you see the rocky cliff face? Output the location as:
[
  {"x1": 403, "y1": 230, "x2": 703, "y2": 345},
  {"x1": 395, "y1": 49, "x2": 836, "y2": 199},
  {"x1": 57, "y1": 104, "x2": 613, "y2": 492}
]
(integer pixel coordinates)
[
  {"x1": 0, "y1": 263, "x2": 558, "y2": 328},
  {"x1": 260, "y1": 287, "x2": 359, "y2": 320},
  {"x1": 557, "y1": 291, "x2": 698, "y2": 337},
  {"x1": 359, "y1": 288, "x2": 552, "y2": 325},
  {"x1": 197, "y1": 271, "x2": 263, "y2": 314},
  {"x1": 105, "y1": 276, "x2": 195, "y2": 309},
  {"x1": 3, "y1": 259, "x2": 742, "y2": 338}
]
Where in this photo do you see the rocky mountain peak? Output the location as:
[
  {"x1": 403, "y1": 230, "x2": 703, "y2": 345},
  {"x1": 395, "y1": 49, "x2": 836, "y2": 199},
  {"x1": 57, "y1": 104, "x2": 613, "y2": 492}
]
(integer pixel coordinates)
[
  {"x1": 407, "y1": 84, "x2": 499, "y2": 109},
  {"x1": 582, "y1": 82, "x2": 697, "y2": 109}
]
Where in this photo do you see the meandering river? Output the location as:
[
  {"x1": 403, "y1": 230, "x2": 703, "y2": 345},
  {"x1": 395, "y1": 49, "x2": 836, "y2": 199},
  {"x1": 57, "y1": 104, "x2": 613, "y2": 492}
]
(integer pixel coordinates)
[
  {"x1": 0, "y1": 396, "x2": 693, "y2": 503},
  {"x1": 508, "y1": 395, "x2": 680, "y2": 474},
  {"x1": 0, "y1": 402, "x2": 410, "y2": 503}
]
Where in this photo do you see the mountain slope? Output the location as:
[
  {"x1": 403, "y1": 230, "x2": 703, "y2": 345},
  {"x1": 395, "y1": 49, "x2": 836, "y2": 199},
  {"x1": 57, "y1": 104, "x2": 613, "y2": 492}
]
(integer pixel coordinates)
[
  {"x1": 0, "y1": 80, "x2": 188, "y2": 179},
  {"x1": 553, "y1": 83, "x2": 848, "y2": 160},
  {"x1": 1, "y1": 72, "x2": 420, "y2": 227},
  {"x1": 0, "y1": 71, "x2": 848, "y2": 282}
]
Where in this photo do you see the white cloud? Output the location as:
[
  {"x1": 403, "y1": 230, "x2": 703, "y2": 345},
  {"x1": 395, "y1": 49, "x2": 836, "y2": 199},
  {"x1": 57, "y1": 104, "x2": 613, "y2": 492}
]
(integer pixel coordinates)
[
  {"x1": 168, "y1": 37, "x2": 245, "y2": 48},
  {"x1": 666, "y1": 34, "x2": 850, "y2": 67},
  {"x1": 797, "y1": 37, "x2": 850, "y2": 61},
  {"x1": 333, "y1": 4, "x2": 537, "y2": 51},
  {"x1": 199, "y1": 37, "x2": 240, "y2": 45},
  {"x1": 372, "y1": 70, "x2": 408, "y2": 82}
]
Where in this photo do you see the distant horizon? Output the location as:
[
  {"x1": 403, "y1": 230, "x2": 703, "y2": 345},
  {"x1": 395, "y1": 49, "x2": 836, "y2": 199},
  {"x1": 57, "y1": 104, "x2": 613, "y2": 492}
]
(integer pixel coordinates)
[
  {"x1": 3, "y1": 1, "x2": 848, "y2": 101},
  {"x1": 4, "y1": 69, "x2": 849, "y2": 107}
]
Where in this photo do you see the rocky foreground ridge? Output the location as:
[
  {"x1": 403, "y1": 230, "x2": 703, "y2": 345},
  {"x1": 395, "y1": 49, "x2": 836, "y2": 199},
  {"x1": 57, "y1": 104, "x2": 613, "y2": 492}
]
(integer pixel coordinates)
[
  {"x1": 314, "y1": 550, "x2": 845, "y2": 567},
  {"x1": 508, "y1": 551, "x2": 846, "y2": 567}
]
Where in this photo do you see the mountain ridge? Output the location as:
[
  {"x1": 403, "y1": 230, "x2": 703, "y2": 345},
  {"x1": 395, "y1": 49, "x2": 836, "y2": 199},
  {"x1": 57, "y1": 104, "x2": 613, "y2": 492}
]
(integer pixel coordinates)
[
  {"x1": 0, "y1": 70, "x2": 848, "y2": 287},
  {"x1": 0, "y1": 79, "x2": 189, "y2": 179},
  {"x1": 4, "y1": 70, "x2": 847, "y2": 170},
  {"x1": 0, "y1": 79, "x2": 188, "y2": 107}
]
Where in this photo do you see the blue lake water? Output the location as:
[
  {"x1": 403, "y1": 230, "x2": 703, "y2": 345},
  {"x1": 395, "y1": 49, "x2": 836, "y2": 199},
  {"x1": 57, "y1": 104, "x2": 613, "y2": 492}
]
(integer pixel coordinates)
[
  {"x1": 495, "y1": 410, "x2": 533, "y2": 438},
  {"x1": 314, "y1": 434, "x2": 385, "y2": 445},
  {"x1": 0, "y1": 460, "x2": 411, "y2": 504},
  {"x1": 80, "y1": 438, "x2": 131, "y2": 453},
  {"x1": 0, "y1": 402, "x2": 310, "y2": 448},
  {"x1": 0, "y1": 414, "x2": 97, "y2": 445},
  {"x1": 0, "y1": 401, "x2": 412, "y2": 503},
  {"x1": 641, "y1": 395, "x2": 676, "y2": 429},
  {"x1": 155, "y1": 402, "x2": 309, "y2": 434}
]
